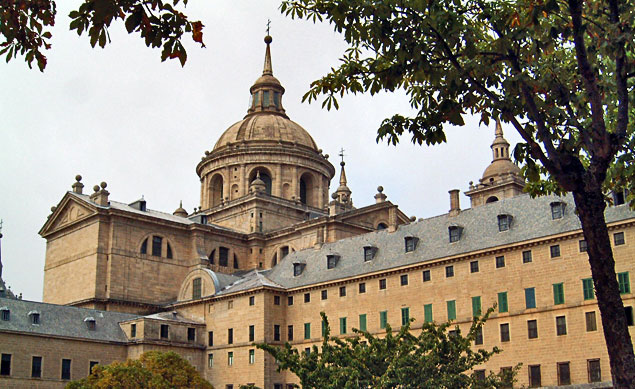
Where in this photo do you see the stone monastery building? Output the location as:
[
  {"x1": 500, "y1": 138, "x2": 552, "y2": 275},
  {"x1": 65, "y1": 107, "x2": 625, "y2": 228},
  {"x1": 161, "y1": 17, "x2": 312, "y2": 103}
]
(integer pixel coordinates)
[{"x1": 0, "y1": 35, "x2": 634, "y2": 389}]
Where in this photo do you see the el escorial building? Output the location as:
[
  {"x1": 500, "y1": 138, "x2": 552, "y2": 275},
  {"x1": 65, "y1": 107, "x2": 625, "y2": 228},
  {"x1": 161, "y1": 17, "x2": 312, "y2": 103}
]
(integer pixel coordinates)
[{"x1": 1, "y1": 36, "x2": 634, "y2": 389}]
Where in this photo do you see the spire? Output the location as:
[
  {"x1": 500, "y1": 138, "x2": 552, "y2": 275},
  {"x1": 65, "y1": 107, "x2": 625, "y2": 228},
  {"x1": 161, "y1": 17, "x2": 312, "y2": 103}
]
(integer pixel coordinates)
[
  {"x1": 331, "y1": 148, "x2": 353, "y2": 211},
  {"x1": 246, "y1": 32, "x2": 287, "y2": 117},
  {"x1": 491, "y1": 118, "x2": 511, "y2": 161},
  {"x1": 263, "y1": 34, "x2": 273, "y2": 76},
  {"x1": 339, "y1": 162, "x2": 348, "y2": 187}
]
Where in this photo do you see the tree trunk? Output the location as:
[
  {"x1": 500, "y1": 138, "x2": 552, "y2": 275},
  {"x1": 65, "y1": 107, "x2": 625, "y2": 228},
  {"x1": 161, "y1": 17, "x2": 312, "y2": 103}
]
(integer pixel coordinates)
[{"x1": 572, "y1": 189, "x2": 635, "y2": 388}]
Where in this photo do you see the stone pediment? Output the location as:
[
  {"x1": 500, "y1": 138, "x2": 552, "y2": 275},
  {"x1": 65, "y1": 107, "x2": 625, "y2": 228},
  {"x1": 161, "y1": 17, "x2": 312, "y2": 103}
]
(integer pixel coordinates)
[{"x1": 40, "y1": 195, "x2": 97, "y2": 236}]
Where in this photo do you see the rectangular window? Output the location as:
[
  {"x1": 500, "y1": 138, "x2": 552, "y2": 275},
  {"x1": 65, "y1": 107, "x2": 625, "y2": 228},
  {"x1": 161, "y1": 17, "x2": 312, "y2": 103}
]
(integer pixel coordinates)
[
  {"x1": 583, "y1": 278, "x2": 595, "y2": 300},
  {"x1": 339, "y1": 286, "x2": 346, "y2": 297},
  {"x1": 449, "y1": 226, "x2": 461, "y2": 242},
  {"x1": 0, "y1": 354, "x2": 10, "y2": 376},
  {"x1": 363, "y1": 246, "x2": 375, "y2": 261},
  {"x1": 422, "y1": 270, "x2": 431, "y2": 282},
  {"x1": 31, "y1": 313, "x2": 40, "y2": 324},
  {"x1": 61, "y1": 359, "x2": 71, "y2": 380},
  {"x1": 496, "y1": 256, "x2": 505, "y2": 268},
  {"x1": 249, "y1": 349, "x2": 255, "y2": 364},
  {"x1": 614, "y1": 231, "x2": 625, "y2": 246},
  {"x1": 227, "y1": 328, "x2": 234, "y2": 344},
  {"x1": 273, "y1": 92, "x2": 280, "y2": 107},
  {"x1": 288, "y1": 296, "x2": 294, "y2": 306},
  {"x1": 192, "y1": 277, "x2": 201, "y2": 299},
  {"x1": 556, "y1": 316, "x2": 567, "y2": 336},
  {"x1": 525, "y1": 287, "x2": 536, "y2": 309},
  {"x1": 31, "y1": 356, "x2": 42, "y2": 378},
  {"x1": 274, "y1": 325, "x2": 280, "y2": 341},
  {"x1": 219, "y1": 247, "x2": 229, "y2": 267},
  {"x1": 379, "y1": 279, "x2": 387, "y2": 290},
  {"x1": 445, "y1": 265, "x2": 454, "y2": 278},
  {"x1": 447, "y1": 300, "x2": 456, "y2": 321},
  {"x1": 474, "y1": 326, "x2": 483, "y2": 345},
  {"x1": 558, "y1": 362, "x2": 571, "y2": 385},
  {"x1": 131, "y1": 323, "x2": 137, "y2": 338},
  {"x1": 208, "y1": 331, "x2": 214, "y2": 346},
  {"x1": 207, "y1": 353, "x2": 213, "y2": 368},
  {"x1": 470, "y1": 261, "x2": 479, "y2": 273},
  {"x1": 529, "y1": 365, "x2": 541, "y2": 387},
  {"x1": 327, "y1": 255, "x2": 338, "y2": 269},
  {"x1": 321, "y1": 290, "x2": 328, "y2": 300},
  {"x1": 304, "y1": 293, "x2": 310, "y2": 303},
  {"x1": 579, "y1": 239, "x2": 588, "y2": 252},
  {"x1": 586, "y1": 311, "x2": 597, "y2": 332},
  {"x1": 405, "y1": 237, "x2": 417, "y2": 252},
  {"x1": 424, "y1": 304, "x2": 433, "y2": 323},
  {"x1": 473, "y1": 369, "x2": 486, "y2": 382},
  {"x1": 249, "y1": 325, "x2": 255, "y2": 342},
  {"x1": 500, "y1": 323, "x2": 510, "y2": 342},
  {"x1": 551, "y1": 203, "x2": 564, "y2": 219},
  {"x1": 498, "y1": 215, "x2": 511, "y2": 231},
  {"x1": 287, "y1": 325, "x2": 294, "y2": 341},
  {"x1": 379, "y1": 311, "x2": 388, "y2": 329},
  {"x1": 550, "y1": 244, "x2": 561, "y2": 258},
  {"x1": 160, "y1": 324, "x2": 169, "y2": 339},
  {"x1": 553, "y1": 283, "x2": 565, "y2": 305},
  {"x1": 498, "y1": 292, "x2": 508, "y2": 313},
  {"x1": 188, "y1": 327, "x2": 196, "y2": 342},
  {"x1": 228, "y1": 352, "x2": 233, "y2": 366},
  {"x1": 274, "y1": 295, "x2": 280, "y2": 305},
  {"x1": 472, "y1": 296, "x2": 482, "y2": 317},
  {"x1": 626, "y1": 306, "x2": 634, "y2": 326},
  {"x1": 522, "y1": 250, "x2": 533, "y2": 263},
  {"x1": 249, "y1": 296, "x2": 255, "y2": 306},
  {"x1": 527, "y1": 319, "x2": 538, "y2": 339},
  {"x1": 401, "y1": 307, "x2": 410, "y2": 326},
  {"x1": 400, "y1": 274, "x2": 408, "y2": 286},
  {"x1": 359, "y1": 314, "x2": 367, "y2": 331},
  {"x1": 89, "y1": 361, "x2": 98, "y2": 374},
  {"x1": 358, "y1": 282, "x2": 366, "y2": 294},
  {"x1": 618, "y1": 272, "x2": 631, "y2": 294},
  {"x1": 263, "y1": 91, "x2": 270, "y2": 106},
  {"x1": 304, "y1": 323, "x2": 311, "y2": 339},
  {"x1": 151, "y1": 236, "x2": 162, "y2": 256},
  {"x1": 340, "y1": 317, "x2": 347, "y2": 334},
  {"x1": 588, "y1": 359, "x2": 601, "y2": 382}
]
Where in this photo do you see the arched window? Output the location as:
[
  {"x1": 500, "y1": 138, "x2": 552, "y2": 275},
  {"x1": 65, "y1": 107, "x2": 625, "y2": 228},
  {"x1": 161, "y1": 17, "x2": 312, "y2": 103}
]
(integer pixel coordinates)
[
  {"x1": 167, "y1": 243, "x2": 173, "y2": 259},
  {"x1": 140, "y1": 238, "x2": 148, "y2": 254},
  {"x1": 300, "y1": 178, "x2": 307, "y2": 204},
  {"x1": 210, "y1": 174, "x2": 224, "y2": 207},
  {"x1": 486, "y1": 196, "x2": 499, "y2": 203},
  {"x1": 281, "y1": 246, "x2": 289, "y2": 259},
  {"x1": 376, "y1": 222, "x2": 388, "y2": 231},
  {"x1": 250, "y1": 169, "x2": 272, "y2": 195}
]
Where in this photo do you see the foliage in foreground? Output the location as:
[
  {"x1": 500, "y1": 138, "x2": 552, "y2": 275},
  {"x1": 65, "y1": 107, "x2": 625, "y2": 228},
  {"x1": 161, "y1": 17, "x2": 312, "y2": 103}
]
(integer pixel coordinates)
[
  {"x1": 65, "y1": 350, "x2": 213, "y2": 389},
  {"x1": 258, "y1": 310, "x2": 517, "y2": 388}
]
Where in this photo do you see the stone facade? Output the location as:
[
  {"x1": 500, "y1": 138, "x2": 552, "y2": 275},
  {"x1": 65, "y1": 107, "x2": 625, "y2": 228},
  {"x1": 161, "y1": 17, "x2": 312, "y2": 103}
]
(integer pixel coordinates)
[{"x1": 0, "y1": 35, "x2": 633, "y2": 389}]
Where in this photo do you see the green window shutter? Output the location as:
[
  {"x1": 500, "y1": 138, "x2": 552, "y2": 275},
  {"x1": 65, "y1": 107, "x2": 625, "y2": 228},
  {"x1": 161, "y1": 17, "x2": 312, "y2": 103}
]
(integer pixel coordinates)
[
  {"x1": 424, "y1": 304, "x2": 433, "y2": 323},
  {"x1": 472, "y1": 296, "x2": 482, "y2": 317},
  {"x1": 447, "y1": 300, "x2": 456, "y2": 321},
  {"x1": 401, "y1": 307, "x2": 410, "y2": 326},
  {"x1": 304, "y1": 323, "x2": 311, "y2": 339},
  {"x1": 525, "y1": 288, "x2": 536, "y2": 309},
  {"x1": 583, "y1": 278, "x2": 595, "y2": 300},
  {"x1": 380, "y1": 311, "x2": 388, "y2": 329},
  {"x1": 359, "y1": 314, "x2": 367, "y2": 332},
  {"x1": 618, "y1": 272, "x2": 631, "y2": 294},
  {"x1": 553, "y1": 283, "x2": 565, "y2": 305},
  {"x1": 340, "y1": 317, "x2": 347, "y2": 335},
  {"x1": 498, "y1": 292, "x2": 508, "y2": 313}
]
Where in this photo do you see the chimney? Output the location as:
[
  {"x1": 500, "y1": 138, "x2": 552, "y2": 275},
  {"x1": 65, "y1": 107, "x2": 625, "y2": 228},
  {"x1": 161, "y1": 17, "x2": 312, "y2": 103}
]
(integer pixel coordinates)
[
  {"x1": 89, "y1": 182, "x2": 110, "y2": 206},
  {"x1": 449, "y1": 189, "x2": 461, "y2": 216},
  {"x1": 72, "y1": 175, "x2": 84, "y2": 194}
]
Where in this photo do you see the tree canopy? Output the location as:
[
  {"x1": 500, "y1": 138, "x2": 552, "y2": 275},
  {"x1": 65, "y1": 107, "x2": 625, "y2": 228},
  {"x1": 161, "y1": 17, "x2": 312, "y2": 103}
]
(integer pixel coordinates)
[
  {"x1": 65, "y1": 350, "x2": 213, "y2": 389},
  {"x1": 1, "y1": 0, "x2": 204, "y2": 71},
  {"x1": 258, "y1": 311, "x2": 517, "y2": 389},
  {"x1": 280, "y1": 0, "x2": 635, "y2": 386}
]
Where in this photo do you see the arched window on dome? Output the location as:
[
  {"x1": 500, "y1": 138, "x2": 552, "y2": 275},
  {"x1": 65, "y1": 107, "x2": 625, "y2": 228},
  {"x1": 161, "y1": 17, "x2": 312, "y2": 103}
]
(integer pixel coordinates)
[
  {"x1": 210, "y1": 174, "x2": 224, "y2": 207},
  {"x1": 299, "y1": 173, "x2": 316, "y2": 207}
]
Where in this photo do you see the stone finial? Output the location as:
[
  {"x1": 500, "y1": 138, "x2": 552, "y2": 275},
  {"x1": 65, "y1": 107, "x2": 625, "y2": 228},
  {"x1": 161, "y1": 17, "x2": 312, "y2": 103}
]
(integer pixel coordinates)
[
  {"x1": 410, "y1": 216, "x2": 416, "y2": 222},
  {"x1": 90, "y1": 181, "x2": 109, "y2": 206},
  {"x1": 72, "y1": 175, "x2": 84, "y2": 194},
  {"x1": 374, "y1": 185, "x2": 387, "y2": 204}
]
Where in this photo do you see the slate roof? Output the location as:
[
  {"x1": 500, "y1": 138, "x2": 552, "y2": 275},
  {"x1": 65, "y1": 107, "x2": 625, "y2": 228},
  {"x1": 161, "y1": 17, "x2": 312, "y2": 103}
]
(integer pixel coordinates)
[
  {"x1": 263, "y1": 193, "x2": 635, "y2": 290},
  {"x1": 216, "y1": 269, "x2": 284, "y2": 295},
  {"x1": 0, "y1": 297, "x2": 138, "y2": 343},
  {"x1": 141, "y1": 311, "x2": 204, "y2": 325}
]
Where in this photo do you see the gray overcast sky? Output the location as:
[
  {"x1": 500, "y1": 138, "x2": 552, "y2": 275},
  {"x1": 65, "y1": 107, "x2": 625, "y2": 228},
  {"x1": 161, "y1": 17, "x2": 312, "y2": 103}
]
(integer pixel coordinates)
[{"x1": 0, "y1": 0, "x2": 522, "y2": 301}]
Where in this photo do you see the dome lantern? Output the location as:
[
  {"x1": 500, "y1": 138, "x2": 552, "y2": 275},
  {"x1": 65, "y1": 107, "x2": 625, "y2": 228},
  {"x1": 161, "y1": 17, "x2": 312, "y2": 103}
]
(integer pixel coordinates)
[{"x1": 247, "y1": 35, "x2": 287, "y2": 118}]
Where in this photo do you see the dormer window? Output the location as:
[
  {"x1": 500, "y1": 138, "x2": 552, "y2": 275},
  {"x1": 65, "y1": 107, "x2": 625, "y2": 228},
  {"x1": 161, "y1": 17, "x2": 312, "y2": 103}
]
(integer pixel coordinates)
[
  {"x1": 1, "y1": 307, "x2": 9, "y2": 321},
  {"x1": 497, "y1": 214, "x2": 513, "y2": 232},
  {"x1": 84, "y1": 317, "x2": 96, "y2": 331},
  {"x1": 363, "y1": 246, "x2": 377, "y2": 262},
  {"x1": 550, "y1": 201, "x2": 566, "y2": 219},
  {"x1": 293, "y1": 263, "x2": 306, "y2": 277},
  {"x1": 448, "y1": 226, "x2": 463, "y2": 243},
  {"x1": 28, "y1": 311, "x2": 40, "y2": 325},
  {"x1": 326, "y1": 255, "x2": 340, "y2": 269},
  {"x1": 404, "y1": 236, "x2": 419, "y2": 253}
]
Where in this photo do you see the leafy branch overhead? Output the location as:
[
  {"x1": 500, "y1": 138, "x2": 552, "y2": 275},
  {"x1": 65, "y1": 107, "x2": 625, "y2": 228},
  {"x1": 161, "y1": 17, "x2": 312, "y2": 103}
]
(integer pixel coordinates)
[{"x1": 1, "y1": 0, "x2": 205, "y2": 70}]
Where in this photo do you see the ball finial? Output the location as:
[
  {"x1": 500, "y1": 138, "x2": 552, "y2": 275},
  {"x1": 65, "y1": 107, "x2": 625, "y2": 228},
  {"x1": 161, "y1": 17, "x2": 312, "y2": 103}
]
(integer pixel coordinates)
[
  {"x1": 100, "y1": 181, "x2": 107, "y2": 189},
  {"x1": 75, "y1": 175, "x2": 82, "y2": 182},
  {"x1": 264, "y1": 35, "x2": 272, "y2": 44},
  {"x1": 93, "y1": 185, "x2": 100, "y2": 192},
  {"x1": 377, "y1": 186, "x2": 384, "y2": 193}
]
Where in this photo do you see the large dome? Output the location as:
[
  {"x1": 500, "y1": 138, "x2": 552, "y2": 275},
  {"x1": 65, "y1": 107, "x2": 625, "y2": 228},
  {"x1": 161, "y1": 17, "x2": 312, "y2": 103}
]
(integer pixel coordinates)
[
  {"x1": 213, "y1": 114, "x2": 318, "y2": 151},
  {"x1": 482, "y1": 159, "x2": 521, "y2": 180}
]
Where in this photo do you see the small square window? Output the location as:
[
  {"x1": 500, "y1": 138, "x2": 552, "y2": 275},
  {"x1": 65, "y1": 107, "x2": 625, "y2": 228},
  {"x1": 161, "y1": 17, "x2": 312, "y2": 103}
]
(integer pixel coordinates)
[
  {"x1": 522, "y1": 250, "x2": 532, "y2": 263},
  {"x1": 404, "y1": 237, "x2": 418, "y2": 252},
  {"x1": 470, "y1": 261, "x2": 479, "y2": 273},
  {"x1": 614, "y1": 232, "x2": 625, "y2": 246},
  {"x1": 274, "y1": 296, "x2": 281, "y2": 305},
  {"x1": 495, "y1": 256, "x2": 505, "y2": 268},
  {"x1": 550, "y1": 244, "x2": 561, "y2": 258},
  {"x1": 304, "y1": 293, "x2": 310, "y2": 303},
  {"x1": 551, "y1": 202, "x2": 565, "y2": 219},
  {"x1": 579, "y1": 239, "x2": 588, "y2": 252},
  {"x1": 358, "y1": 282, "x2": 366, "y2": 294},
  {"x1": 339, "y1": 286, "x2": 346, "y2": 297},
  {"x1": 498, "y1": 214, "x2": 512, "y2": 231},
  {"x1": 473, "y1": 369, "x2": 486, "y2": 382},
  {"x1": 400, "y1": 274, "x2": 408, "y2": 286},
  {"x1": 321, "y1": 290, "x2": 328, "y2": 300},
  {"x1": 445, "y1": 265, "x2": 454, "y2": 278},
  {"x1": 249, "y1": 296, "x2": 255, "y2": 306},
  {"x1": 293, "y1": 263, "x2": 305, "y2": 276},
  {"x1": 288, "y1": 296, "x2": 293, "y2": 306},
  {"x1": 327, "y1": 255, "x2": 339, "y2": 269},
  {"x1": 422, "y1": 270, "x2": 431, "y2": 282},
  {"x1": 379, "y1": 279, "x2": 387, "y2": 290},
  {"x1": 363, "y1": 246, "x2": 376, "y2": 261}
]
